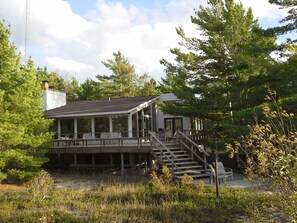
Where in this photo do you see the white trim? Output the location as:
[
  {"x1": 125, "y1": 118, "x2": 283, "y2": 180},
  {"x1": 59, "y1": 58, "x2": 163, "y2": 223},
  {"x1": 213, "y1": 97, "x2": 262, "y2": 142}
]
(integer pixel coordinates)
[
  {"x1": 128, "y1": 114, "x2": 132, "y2": 137},
  {"x1": 74, "y1": 118, "x2": 77, "y2": 139},
  {"x1": 109, "y1": 117, "x2": 113, "y2": 132}
]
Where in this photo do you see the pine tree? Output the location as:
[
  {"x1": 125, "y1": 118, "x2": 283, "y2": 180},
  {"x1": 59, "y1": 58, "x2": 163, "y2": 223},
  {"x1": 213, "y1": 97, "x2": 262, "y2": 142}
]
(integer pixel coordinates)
[
  {"x1": 0, "y1": 22, "x2": 52, "y2": 183},
  {"x1": 268, "y1": 0, "x2": 297, "y2": 39},
  {"x1": 80, "y1": 51, "x2": 159, "y2": 99},
  {"x1": 160, "y1": 0, "x2": 277, "y2": 144}
]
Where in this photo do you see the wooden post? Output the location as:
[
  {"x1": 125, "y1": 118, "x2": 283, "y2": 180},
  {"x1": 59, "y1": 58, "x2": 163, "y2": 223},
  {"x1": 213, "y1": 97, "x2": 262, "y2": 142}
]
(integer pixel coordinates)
[
  {"x1": 215, "y1": 141, "x2": 219, "y2": 198},
  {"x1": 121, "y1": 153, "x2": 124, "y2": 176},
  {"x1": 92, "y1": 153, "x2": 95, "y2": 168},
  {"x1": 74, "y1": 153, "x2": 77, "y2": 166},
  {"x1": 57, "y1": 119, "x2": 61, "y2": 139},
  {"x1": 110, "y1": 154, "x2": 113, "y2": 166}
]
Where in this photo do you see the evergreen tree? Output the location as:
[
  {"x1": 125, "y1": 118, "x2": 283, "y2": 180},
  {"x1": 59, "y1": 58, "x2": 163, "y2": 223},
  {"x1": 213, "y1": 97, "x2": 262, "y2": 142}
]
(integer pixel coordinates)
[
  {"x1": 80, "y1": 51, "x2": 159, "y2": 99},
  {"x1": 268, "y1": 0, "x2": 297, "y2": 39},
  {"x1": 160, "y1": 0, "x2": 277, "y2": 145},
  {"x1": 0, "y1": 22, "x2": 52, "y2": 183},
  {"x1": 100, "y1": 51, "x2": 139, "y2": 98}
]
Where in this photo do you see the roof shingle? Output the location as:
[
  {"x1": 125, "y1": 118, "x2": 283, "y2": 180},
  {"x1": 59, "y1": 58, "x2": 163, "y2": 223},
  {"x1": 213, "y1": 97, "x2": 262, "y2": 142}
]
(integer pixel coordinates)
[{"x1": 44, "y1": 95, "x2": 159, "y2": 118}]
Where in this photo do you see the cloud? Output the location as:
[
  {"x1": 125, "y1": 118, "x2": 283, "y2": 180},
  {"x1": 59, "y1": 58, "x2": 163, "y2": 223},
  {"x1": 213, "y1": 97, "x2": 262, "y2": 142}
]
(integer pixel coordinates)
[
  {"x1": 45, "y1": 56, "x2": 95, "y2": 76},
  {"x1": 0, "y1": 0, "x2": 289, "y2": 84},
  {"x1": 239, "y1": 0, "x2": 287, "y2": 21}
]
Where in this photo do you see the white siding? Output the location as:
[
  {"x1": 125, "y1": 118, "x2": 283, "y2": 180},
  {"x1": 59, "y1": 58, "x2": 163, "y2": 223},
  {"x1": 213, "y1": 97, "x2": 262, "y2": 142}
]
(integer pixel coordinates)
[{"x1": 156, "y1": 93, "x2": 191, "y2": 131}]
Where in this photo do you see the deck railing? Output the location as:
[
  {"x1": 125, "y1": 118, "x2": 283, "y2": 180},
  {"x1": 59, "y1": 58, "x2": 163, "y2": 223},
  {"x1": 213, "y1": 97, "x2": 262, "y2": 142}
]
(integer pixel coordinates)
[
  {"x1": 148, "y1": 131, "x2": 177, "y2": 173},
  {"x1": 176, "y1": 130, "x2": 210, "y2": 170},
  {"x1": 52, "y1": 131, "x2": 151, "y2": 149}
]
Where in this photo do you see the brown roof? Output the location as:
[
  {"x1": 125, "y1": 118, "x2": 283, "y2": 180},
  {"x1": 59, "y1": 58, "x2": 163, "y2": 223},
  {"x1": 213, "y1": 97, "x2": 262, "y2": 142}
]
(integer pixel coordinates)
[{"x1": 44, "y1": 95, "x2": 160, "y2": 118}]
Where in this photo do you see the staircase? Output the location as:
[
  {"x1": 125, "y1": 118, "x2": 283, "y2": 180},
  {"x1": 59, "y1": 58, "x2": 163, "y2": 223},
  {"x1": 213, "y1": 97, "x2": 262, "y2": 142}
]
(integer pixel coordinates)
[{"x1": 149, "y1": 131, "x2": 211, "y2": 181}]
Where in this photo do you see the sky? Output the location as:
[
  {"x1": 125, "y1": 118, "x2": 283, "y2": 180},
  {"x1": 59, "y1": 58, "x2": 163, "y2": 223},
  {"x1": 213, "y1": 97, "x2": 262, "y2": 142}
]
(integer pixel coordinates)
[{"x1": 0, "y1": 0, "x2": 291, "y2": 83}]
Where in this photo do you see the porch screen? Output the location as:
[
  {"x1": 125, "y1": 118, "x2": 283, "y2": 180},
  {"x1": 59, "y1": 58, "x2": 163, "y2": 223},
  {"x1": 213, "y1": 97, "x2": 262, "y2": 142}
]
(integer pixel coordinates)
[
  {"x1": 60, "y1": 119, "x2": 74, "y2": 138},
  {"x1": 94, "y1": 117, "x2": 109, "y2": 133},
  {"x1": 77, "y1": 118, "x2": 92, "y2": 137},
  {"x1": 113, "y1": 116, "x2": 128, "y2": 133}
]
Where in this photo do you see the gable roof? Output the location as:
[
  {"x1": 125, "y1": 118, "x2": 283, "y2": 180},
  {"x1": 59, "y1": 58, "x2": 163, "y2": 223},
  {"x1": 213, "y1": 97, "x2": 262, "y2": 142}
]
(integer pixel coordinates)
[{"x1": 44, "y1": 95, "x2": 160, "y2": 118}]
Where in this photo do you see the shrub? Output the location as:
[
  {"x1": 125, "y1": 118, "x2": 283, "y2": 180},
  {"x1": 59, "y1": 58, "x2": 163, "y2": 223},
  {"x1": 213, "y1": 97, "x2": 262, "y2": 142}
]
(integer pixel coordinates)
[
  {"x1": 0, "y1": 149, "x2": 48, "y2": 184},
  {"x1": 25, "y1": 170, "x2": 54, "y2": 203},
  {"x1": 227, "y1": 92, "x2": 297, "y2": 221},
  {"x1": 196, "y1": 180, "x2": 205, "y2": 196},
  {"x1": 180, "y1": 173, "x2": 193, "y2": 187},
  {"x1": 0, "y1": 171, "x2": 7, "y2": 183}
]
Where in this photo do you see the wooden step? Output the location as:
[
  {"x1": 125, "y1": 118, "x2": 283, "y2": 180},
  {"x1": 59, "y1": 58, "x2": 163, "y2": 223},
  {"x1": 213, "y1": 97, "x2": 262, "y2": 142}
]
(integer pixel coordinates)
[
  {"x1": 170, "y1": 165, "x2": 202, "y2": 170},
  {"x1": 154, "y1": 150, "x2": 187, "y2": 156},
  {"x1": 164, "y1": 161, "x2": 198, "y2": 166},
  {"x1": 163, "y1": 157, "x2": 192, "y2": 163}
]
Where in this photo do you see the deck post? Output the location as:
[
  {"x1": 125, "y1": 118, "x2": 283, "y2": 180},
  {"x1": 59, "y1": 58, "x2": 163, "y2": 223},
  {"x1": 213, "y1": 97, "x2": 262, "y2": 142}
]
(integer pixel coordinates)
[
  {"x1": 129, "y1": 153, "x2": 134, "y2": 169},
  {"x1": 110, "y1": 154, "x2": 113, "y2": 166},
  {"x1": 144, "y1": 153, "x2": 148, "y2": 170},
  {"x1": 150, "y1": 104, "x2": 153, "y2": 131},
  {"x1": 57, "y1": 119, "x2": 61, "y2": 139},
  {"x1": 109, "y1": 117, "x2": 113, "y2": 132},
  {"x1": 136, "y1": 112, "x2": 139, "y2": 137},
  {"x1": 141, "y1": 110, "x2": 145, "y2": 137},
  {"x1": 91, "y1": 153, "x2": 95, "y2": 168},
  {"x1": 91, "y1": 117, "x2": 95, "y2": 138},
  {"x1": 121, "y1": 153, "x2": 124, "y2": 176},
  {"x1": 128, "y1": 114, "x2": 133, "y2": 137},
  {"x1": 74, "y1": 153, "x2": 77, "y2": 165},
  {"x1": 74, "y1": 118, "x2": 77, "y2": 139}
]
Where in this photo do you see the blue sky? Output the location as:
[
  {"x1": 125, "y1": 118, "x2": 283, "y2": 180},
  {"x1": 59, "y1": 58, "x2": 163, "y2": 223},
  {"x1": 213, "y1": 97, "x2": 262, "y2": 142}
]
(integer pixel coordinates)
[{"x1": 0, "y1": 0, "x2": 293, "y2": 83}]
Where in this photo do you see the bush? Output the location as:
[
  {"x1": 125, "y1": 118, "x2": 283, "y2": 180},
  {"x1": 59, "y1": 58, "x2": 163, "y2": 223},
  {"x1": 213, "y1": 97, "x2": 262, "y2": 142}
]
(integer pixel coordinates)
[
  {"x1": 26, "y1": 170, "x2": 54, "y2": 203},
  {"x1": 227, "y1": 92, "x2": 297, "y2": 221},
  {"x1": 0, "y1": 171, "x2": 7, "y2": 183},
  {"x1": 6, "y1": 169, "x2": 35, "y2": 184},
  {"x1": 0, "y1": 149, "x2": 48, "y2": 184}
]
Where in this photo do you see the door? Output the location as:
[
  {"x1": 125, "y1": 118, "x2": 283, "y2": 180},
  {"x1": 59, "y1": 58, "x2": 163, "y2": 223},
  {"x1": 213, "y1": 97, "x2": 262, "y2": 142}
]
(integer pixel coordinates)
[{"x1": 164, "y1": 118, "x2": 183, "y2": 137}]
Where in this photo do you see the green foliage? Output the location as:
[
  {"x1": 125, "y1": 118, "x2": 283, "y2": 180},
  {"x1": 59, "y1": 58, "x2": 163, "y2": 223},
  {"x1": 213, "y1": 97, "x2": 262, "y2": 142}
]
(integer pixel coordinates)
[
  {"x1": 0, "y1": 149, "x2": 48, "y2": 183},
  {"x1": 36, "y1": 67, "x2": 81, "y2": 102},
  {"x1": 160, "y1": 0, "x2": 278, "y2": 145},
  {"x1": 78, "y1": 51, "x2": 159, "y2": 100},
  {"x1": 0, "y1": 21, "x2": 52, "y2": 182},
  {"x1": 227, "y1": 91, "x2": 297, "y2": 220},
  {"x1": 268, "y1": 0, "x2": 297, "y2": 39},
  {"x1": 180, "y1": 173, "x2": 193, "y2": 187},
  {"x1": 0, "y1": 171, "x2": 7, "y2": 183},
  {"x1": 0, "y1": 22, "x2": 53, "y2": 151},
  {"x1": 0, "y1": 176, "x2": 281, "y2": 223}
]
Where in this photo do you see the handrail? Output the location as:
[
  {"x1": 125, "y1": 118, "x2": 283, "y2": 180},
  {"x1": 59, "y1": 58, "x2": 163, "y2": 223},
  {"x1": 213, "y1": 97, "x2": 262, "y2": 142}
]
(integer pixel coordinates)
[
  {"x1": 177, "y1": 130, "x2": 209, "y2": 156},
  {"x1": 148, "y1": 131, "x2": 177, "y2": 171},
  {"x1": 52, "y1": 136, "x2": 148, "y2": 148},
  {"x1": 148, "y1": 131, "x2": 176, "y2": 158},
  {"x1": 177, "y1": 130, "x2": 209, "y2": 169}
]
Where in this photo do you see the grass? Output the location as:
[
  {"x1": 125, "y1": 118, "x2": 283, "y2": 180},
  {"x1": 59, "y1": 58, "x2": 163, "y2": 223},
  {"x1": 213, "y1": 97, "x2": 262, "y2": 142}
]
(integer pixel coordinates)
[{"x1": 0, "y1": 172, "x2": 286, "y2": 223}]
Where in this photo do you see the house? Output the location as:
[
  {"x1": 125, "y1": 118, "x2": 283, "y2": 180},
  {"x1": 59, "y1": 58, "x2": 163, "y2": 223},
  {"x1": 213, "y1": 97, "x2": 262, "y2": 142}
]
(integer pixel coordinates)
[{"x1": 42, "y1": 81, "x2": 208, "y2": 177}]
